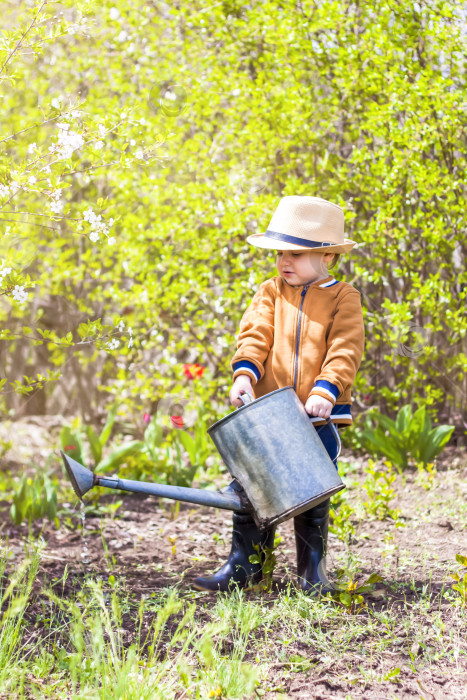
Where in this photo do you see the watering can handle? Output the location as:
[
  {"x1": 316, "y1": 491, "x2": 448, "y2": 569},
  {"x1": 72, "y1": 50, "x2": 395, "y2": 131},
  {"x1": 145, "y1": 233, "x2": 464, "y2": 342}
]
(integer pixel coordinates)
[
  {"x1": 325, "y1": 417, "x2": 342, "y2": 460},
  {"x1": 238, "y1": 391, "x2": 254, "y2": 406}
]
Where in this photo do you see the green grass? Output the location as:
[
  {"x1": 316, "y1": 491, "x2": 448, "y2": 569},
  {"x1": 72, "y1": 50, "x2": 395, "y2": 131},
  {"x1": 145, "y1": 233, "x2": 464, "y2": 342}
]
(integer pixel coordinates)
[{"x1": 0, "y1": 538, "x2": 465, "y2": 699}]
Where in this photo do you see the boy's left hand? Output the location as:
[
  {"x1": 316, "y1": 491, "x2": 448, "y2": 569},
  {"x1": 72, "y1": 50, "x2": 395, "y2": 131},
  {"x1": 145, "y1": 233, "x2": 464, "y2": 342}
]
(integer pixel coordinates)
[{"x1": 304, "y1": 395, "x2": 333, "y2": 419}]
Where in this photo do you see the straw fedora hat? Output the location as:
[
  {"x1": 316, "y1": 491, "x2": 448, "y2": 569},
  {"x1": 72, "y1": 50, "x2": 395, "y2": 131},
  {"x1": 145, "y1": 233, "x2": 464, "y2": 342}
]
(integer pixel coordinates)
[{"x1": 247, "y1": 196, "x2": 357, "y2": 254}]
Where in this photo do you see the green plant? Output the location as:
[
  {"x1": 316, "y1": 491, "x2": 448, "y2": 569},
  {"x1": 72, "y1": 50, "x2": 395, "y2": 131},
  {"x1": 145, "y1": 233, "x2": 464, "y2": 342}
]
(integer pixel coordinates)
[
  {"x1": 359, "y1": 405, "x2": 454, "y2": 471},
  {"x1": 451, "y1": 554, "x2": 467, "y2": 607},
  {"x1": 138, "y1": 409, "x2": 214, "y2": 487},
  {"x1": 0, "y1": 543, "x2": 43, "y2": 688},
  {"x1": 360, "y1": 460, "x2": 401, "y2": 520},
  {"x1": 415, "y1": 461, "x2": 438, "y2": 491},
  {"x1": 333, "y1": 570, "x2": 383, "y2": 614},
  {"x1": 329, "y1": 502, "x2": 356, "y2": 544},
  {"x1": 139, "y1": 416, "x2": 194, "y2": 487},
  {"x1": 249, "y1": 534, "x2": 283, "y2": 592},
  {"x1": 10, "y1": 473, "x2": 59, "y2": 527},
  {"x1": 175, "y1": 408, "x2": 213, "y2": 484},
  {"x1": 60, "y1": 404, "x2": 145, "y2": 474}
]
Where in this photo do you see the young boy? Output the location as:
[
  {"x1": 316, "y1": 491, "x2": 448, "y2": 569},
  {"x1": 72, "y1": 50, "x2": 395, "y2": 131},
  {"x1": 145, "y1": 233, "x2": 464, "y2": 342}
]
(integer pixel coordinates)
[{"x1": 193, "y1": 196, "x2": 365, "y2": 594}]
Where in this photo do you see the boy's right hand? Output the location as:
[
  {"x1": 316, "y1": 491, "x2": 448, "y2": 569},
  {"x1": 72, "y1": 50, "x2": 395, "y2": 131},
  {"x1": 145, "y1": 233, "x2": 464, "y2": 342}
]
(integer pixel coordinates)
[{"x1": 229, "y1": 375, "x2": 253, "y2": 407}]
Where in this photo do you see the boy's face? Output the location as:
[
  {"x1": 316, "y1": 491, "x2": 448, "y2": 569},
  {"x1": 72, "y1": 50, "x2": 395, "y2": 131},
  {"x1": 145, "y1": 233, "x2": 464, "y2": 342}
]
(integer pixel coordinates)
[{"x1": 276, "y1": 250, "x2": 335, "y2": 287}]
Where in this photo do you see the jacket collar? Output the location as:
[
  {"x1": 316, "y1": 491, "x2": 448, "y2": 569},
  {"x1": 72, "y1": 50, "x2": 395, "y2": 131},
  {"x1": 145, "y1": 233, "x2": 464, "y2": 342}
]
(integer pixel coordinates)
[{"x1": 282, "y1": 274, "x2": 336, "y2": 290}]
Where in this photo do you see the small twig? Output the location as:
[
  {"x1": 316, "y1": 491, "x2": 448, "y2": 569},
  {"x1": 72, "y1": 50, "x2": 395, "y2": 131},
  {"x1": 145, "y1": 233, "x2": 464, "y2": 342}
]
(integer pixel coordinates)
[
  {"x1": 0, "y1": 217, "x2": 59, "y2": 230},
  {"x1": 0, "y1": 0, "x2": 48, "y2": 76}
]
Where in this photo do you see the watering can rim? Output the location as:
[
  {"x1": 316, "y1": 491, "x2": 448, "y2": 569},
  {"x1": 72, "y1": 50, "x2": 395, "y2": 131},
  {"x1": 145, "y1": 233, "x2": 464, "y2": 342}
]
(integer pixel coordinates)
[{"x1": 207, "y1": 385, "x2": 295, "y2": 435}]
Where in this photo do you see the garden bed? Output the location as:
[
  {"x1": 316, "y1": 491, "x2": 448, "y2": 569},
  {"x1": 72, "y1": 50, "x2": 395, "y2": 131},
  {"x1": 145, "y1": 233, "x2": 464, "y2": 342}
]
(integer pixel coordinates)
[{"x1": 1, "y1": 426, "x2": 466, "y2": 699}]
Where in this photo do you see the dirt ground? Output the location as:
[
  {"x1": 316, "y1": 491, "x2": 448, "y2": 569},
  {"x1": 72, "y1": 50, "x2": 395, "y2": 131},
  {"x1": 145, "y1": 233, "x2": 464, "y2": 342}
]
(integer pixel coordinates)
[{"x1": 1, "y1": 420, "x2": 467, "y2": 699}]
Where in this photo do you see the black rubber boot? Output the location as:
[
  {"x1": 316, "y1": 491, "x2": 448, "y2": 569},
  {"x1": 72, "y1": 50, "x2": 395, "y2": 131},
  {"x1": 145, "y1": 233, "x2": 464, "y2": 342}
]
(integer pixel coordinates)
[
  {"x1": 193, "y1": 512, "x2": 276, "y2": 592},
  {"x1": 294, "y1": 498, "x2": 334, "y2": 595}
]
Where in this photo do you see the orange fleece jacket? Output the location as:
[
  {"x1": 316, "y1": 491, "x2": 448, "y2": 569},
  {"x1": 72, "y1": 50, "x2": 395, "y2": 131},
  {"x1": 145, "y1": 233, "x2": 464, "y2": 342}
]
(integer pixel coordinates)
[{"x1": 230, "y1": 274, "x2": 365, "y2": 427}]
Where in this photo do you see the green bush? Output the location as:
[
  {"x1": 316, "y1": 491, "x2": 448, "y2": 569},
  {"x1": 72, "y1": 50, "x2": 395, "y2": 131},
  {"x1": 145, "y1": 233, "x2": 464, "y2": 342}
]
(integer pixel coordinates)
[{"x1": 0, "y1": 1, "x2": 464, "y2": 434}]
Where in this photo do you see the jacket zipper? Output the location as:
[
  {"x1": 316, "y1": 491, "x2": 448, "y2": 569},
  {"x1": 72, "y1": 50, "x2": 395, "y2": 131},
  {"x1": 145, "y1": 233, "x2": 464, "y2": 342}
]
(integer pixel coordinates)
[{"x1": 293, "y1": 284, "x2": 310, "y2": 391}]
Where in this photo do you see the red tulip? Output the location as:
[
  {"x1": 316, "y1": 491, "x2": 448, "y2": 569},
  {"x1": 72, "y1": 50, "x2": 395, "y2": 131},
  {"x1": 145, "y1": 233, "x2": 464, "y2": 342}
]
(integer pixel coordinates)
[
  {"x1": 171, "y1": 415, "x2": 184, "y2": 428},
  {"x1": 64, "y1": 445, "x2": 76, "y2": 451},
  {"x1": 182, "y1": 363, "x2": 205, "y2": 380},
  {"x1": 143, "y1": 413, "x2": 151, "y2": 424}
]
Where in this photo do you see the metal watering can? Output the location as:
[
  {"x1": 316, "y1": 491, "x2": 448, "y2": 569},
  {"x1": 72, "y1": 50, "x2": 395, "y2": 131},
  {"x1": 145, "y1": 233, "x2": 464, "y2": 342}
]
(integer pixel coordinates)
[{"x1": 61, "y1": 386, "x2": 345, "y2": 529}]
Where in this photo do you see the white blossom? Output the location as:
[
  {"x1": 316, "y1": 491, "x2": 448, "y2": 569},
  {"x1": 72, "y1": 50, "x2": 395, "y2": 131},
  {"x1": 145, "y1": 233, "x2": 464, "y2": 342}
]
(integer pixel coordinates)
[
  {"x1": 49, "y1": 122, "x2": 84, "y2": 160},
  {"x1": 0, "y1": 185, "x2": 10, "y2": 197},
  {"x1": 28, "y1": 176, "x2": 37, "y2": 185},
  {"x1": 94, "y1": 140, "x2": 104, "y2": 150},
  {"x1": 51, "y1": 98, "x2": 61, "y2": 109},
  {"x1": 107, "y1": 338, "x2": 120, "y2": 350},
  {"x1": 98, "y1": 124, "x2": 107, "y2": 137},
  {"x1": 117, "y1": 320, "x2": 125, "y2": 332},
  {"x1": 83, "y1": 207, "x2": 114, "y2": 244},
  {"x1": 118, "y1": 31, "x2": 128, "y2": 42},
  {"x1": 27, "y1": 143, "x2": 36, "y2": 154},
  {"x1": 0, "y1": 265, "x2": 12, "y2": 284},
  {"x1": 11, "y1": 285, "x2": 28, "y2": 303},
  {"x1": 109, "y1": 7, "x2": 120, "y2": 19},
  {"x1": 50, "y1": 198, "x2": 64, "y2": 214}
]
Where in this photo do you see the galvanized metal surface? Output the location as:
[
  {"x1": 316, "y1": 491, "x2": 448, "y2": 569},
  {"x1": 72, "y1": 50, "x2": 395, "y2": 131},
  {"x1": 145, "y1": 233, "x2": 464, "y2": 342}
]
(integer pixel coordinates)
[
  {"x1": 95, "y1": 476, "x2": 249, "y2": 512},
  {"x1": 60, "y1": 451, "x2": 249, "y2": 513},
  {"x1": 208, "y1": 386, "x2": 345, "y2": 529},
  {"x1": 62, "y1": 387, "x2": 344, "y2": 528}
]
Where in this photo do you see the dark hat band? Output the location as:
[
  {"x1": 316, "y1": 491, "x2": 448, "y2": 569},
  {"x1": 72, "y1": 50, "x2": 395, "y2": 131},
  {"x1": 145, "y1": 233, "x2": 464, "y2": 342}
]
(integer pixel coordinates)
[{"x1": 265, "y1": 230, "x2": 334, "y2": 248}]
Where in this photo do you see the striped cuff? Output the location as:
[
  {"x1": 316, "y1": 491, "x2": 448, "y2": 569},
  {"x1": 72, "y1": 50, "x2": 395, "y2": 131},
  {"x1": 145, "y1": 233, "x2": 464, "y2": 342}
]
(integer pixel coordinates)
[
  {"x1": 232, "y1": 360, "x2": 261, "y2": 385},
  {"x1": 309, "y1": 403, "x2": 352, "y2": 426},
  {"x1": 309, "y1": 380, "x2": 340, "y2": 406}
]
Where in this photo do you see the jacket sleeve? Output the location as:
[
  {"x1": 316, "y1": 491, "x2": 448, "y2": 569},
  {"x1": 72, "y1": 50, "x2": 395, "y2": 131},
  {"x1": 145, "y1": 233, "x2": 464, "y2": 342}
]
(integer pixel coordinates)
[
  {"x1": 230, "y1": 280, "x2": 276, "y2": 385},
  {"x1": 308, "y1": 289, "x2": 365, "y2": 405}
]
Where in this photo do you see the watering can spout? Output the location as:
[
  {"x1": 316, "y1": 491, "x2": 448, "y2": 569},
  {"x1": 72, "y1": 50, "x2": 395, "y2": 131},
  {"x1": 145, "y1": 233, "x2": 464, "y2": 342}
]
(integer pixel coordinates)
[{"x1": 60, "y1": 451, "x2": 249, "y2": 514}]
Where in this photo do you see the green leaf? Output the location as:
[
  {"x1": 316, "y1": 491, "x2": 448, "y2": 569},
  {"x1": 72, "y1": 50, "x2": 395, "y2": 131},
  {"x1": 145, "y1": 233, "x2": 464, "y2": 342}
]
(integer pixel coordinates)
[
  {"x1": 177, "y1": 430, "x2": 197, "y2": 464},
  {"x1": 96, "y1": 440, "x2": 145, "y2": 473},
  {"x1": 339, "y1": 592, "x2": 352, "y2": 607},
  {"x1": 99, "y1": 403, "x2": 119, "y2": 447},
  {"x1": 395, "y1": 405, "x2": 412, "y2": 434},
  {"x1": 384, "y1": 667, "x2": 400, "y2": 681},
  {"x1": 416, "y1": 425, "x2": 454, "y2": 463},
  {"x1": 86, "y1": 425, "x2": 102, "y2": 465}
]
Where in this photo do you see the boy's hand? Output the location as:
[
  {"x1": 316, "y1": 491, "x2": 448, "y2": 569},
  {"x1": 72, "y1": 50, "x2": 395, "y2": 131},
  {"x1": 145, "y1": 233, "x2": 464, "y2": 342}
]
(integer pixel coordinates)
[
  {"x1": 305, "y1": 395, "x2": 333, "y2": 419},
  {"x1": 230, "y1": 375, "x2": 253, "y2": 407}
]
